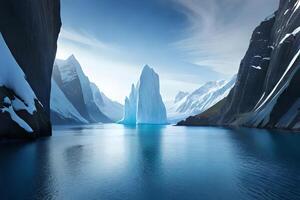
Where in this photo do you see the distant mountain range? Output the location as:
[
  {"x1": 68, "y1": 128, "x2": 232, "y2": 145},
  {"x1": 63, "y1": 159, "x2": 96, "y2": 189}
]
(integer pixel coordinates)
[
  {"x1": 179, "y1": 0, "x2": 300, "y2": 131},
  {"x1": 51, "y1": 55, "x2": 123, "y2": 125},
  {"x1": 167, "y1": 76, "x2": 236, "y2": 123}
]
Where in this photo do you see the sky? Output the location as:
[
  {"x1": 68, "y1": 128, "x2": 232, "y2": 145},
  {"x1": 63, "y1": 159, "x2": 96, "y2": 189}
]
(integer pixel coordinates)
[{"x1": 56, "y1": 0, "x2": 279, "y2": 103}]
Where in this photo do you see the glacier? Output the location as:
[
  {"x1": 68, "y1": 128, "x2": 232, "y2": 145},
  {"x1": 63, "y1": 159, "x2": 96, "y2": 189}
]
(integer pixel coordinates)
[{"x1": 120, "y1": 65, "x2": 167, "y2": 125}]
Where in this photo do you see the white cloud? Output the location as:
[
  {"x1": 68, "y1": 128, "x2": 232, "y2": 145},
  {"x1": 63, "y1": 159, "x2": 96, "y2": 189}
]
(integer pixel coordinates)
[
  {"x1": 58, "y1": 28, "x2": 117, "y2": 52},
  {"x1": 171, "y1": 0, "x2": 279, "y2": 74},
  {"x1": 56, "y1": 28, "x2": 205, "y2": 102}
]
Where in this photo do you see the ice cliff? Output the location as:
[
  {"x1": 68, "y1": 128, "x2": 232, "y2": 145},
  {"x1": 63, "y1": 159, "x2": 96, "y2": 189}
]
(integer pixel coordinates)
[{"x1": 120, "y1": 65, "x2": 167, "y2": 125}]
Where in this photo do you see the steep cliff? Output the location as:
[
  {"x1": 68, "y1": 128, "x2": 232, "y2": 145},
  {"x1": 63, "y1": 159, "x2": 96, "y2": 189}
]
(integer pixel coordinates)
[
  {"x1": 179, "y1": 0, "x2": 300, "y2": 131},
  {"x1": 120, "y1": 65, "x2": 167, "y2": 125},
  {"x1": 0, "y1": 0, "x2": 61, "y2": 138}
]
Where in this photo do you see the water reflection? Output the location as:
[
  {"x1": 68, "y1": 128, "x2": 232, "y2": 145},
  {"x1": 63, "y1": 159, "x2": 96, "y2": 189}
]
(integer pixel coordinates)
[
  {"x1": 0, "y1": 139, "x2": 57, "y2": 199},
  {"x1": 63, "y1": 144, "x2": 88, "y2": 177},
  {"x1": 122, "y1": 125, "x2": 166, "y2": 177},
  {"x1": 136, "y1": 125, "x2": 165, "y2": 199},
  {"x1": 1, "y1": 125, "x2": 300, "y2": 200},
  {"x1": 136, "y1": 125, "x2": 165, "y2": 172},
  {"x1": 228, "y1": 128, "x2": 300, "y2": 199}
]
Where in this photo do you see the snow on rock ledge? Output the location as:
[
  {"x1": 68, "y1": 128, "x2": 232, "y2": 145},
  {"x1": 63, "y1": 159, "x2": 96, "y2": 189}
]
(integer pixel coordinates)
[
  {"x1": 0, "y1": 34, "x2": 36, "y2": 134},
  {"x1": 0, "y1": 0, "x2": 61, "y2": 138}
]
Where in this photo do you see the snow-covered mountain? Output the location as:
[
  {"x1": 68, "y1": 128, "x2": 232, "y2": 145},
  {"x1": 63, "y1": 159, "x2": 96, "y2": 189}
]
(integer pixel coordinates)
[
  {"x1": 120, "y1": 65, "x2": 167, "y2": 125},
  {"x1": 50, "y1": 80, "x2": 88, "y2": 125},
  {"x1": 51, "y1": 55, "x2": 113, "y2": 124},
  {"x1": 167, "y1": 76, "x2": 236, "y2": 123},
  {"x1": 179, "y1": 0, "x2": 300, "y2": 131},
  {"x1": 90, "y1": 83, "x2": 123, "y2": 122},
  {"x1": 174, "y1": 91, "x2": 189, "y2": 103}
]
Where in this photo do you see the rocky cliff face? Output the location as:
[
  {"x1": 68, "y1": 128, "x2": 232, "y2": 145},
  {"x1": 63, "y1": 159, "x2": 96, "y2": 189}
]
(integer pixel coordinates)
[
  {"x1": 179, "y1": 0, "x2": 300, "y2": 131},
  {"x1": 0, "y1": 0, "x2": 61, "y2": 138}
]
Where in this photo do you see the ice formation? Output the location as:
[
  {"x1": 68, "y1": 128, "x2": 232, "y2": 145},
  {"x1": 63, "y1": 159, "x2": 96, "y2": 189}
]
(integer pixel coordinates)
[{"x1": 120, "y1": 65, "x2": 167, "y2": 125}]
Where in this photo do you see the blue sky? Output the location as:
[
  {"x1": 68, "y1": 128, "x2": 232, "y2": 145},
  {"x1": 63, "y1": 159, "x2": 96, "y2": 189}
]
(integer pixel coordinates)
[{"x1": 57, "y1": 0, "x2": 279, "y2": 103}]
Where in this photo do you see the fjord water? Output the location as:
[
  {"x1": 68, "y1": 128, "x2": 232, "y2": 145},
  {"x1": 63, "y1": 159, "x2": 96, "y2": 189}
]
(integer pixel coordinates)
[{"x1": 1, "y1": 124, "x2": 300, "y2": 200}]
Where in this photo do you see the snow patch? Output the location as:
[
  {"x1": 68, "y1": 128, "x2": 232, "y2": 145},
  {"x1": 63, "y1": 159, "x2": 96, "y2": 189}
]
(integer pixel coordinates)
[
  {"x1": 284, "y1": 9, "x2": 290, "y2": 15},
  {"x1": 251, "y1": 65, "x2": 262, "y2": 70},
  {"x1": 255, "y1": 48, "x2": 300, "y2": 112},
  {"x1": 1, "y1": 106, "x2": 33, "y2": 133},
  {"x1": 0, "y1": 34, "x2": 37, "y2": 115},
  {"x1": 279, "y1": 26, "x2": 300, "y2": 44},
  {"x1": 0, "y1": 33, "x2": 37, "y2": 133}
]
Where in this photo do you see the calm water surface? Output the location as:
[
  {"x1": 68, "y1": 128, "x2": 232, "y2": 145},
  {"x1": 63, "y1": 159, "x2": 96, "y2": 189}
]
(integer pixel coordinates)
[{"x1": 0, "y1": 124, "x2": 300, "y2": 200}]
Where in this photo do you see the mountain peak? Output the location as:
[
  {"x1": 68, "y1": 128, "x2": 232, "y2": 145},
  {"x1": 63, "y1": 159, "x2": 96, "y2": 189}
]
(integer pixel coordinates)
[
  {"x1": 67, "y1": 54, "x2": 77, "y2": 62},
  {"x1": 142, "y1": 65, "x2": 155, "y2": 73},
  {"x1": 120, "y1": 64, "x2": 167, "y2": 125}
]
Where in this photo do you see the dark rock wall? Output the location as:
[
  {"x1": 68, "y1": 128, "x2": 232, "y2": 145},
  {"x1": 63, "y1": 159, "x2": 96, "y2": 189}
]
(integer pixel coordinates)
[
  {"x1": 0, "y1": 0, "x2": 61, "y2": 138},
  {"x1": 0, "y1": 0, "x2": 61, "y2": 115}
]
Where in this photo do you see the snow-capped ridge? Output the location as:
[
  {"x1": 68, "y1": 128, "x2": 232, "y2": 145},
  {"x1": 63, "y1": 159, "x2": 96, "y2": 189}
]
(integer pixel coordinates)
[
  {"x1": 51, "y1": 55, "x2": 112, "y2": 124},
  {"x1": 168, "y1": 75, "x2": 236, "y2": 123},
  {"x1": 174, "y1": 91, "x2": 189, "y2": 103}
]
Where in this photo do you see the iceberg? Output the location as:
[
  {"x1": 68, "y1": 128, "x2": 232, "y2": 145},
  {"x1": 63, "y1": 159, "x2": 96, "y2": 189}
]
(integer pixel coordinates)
[
  {"x1": 121, "y1": 84, "x2": 138, "y2": 124},
  {"x1": 120, "y1": 65, "x2": 167, "y2": 125}
]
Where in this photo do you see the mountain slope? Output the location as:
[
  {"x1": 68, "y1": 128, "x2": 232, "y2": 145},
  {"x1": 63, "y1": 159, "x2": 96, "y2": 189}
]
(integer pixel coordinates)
[
  {"x1": 168, "y1": 76, "x2": 236, "y2": 123},
  {"x1": 179, "y1": 0, "x2": 300, "y2": 131},
  {"x1": 50, "y1": 80, "x2": 88, "y2": 125},
  {"x1": 52, "y1": 55, "x2": 112, "y2": 124},
  {"x1": 90, "y1": 83, "x2": 123, "y2": 122}
]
